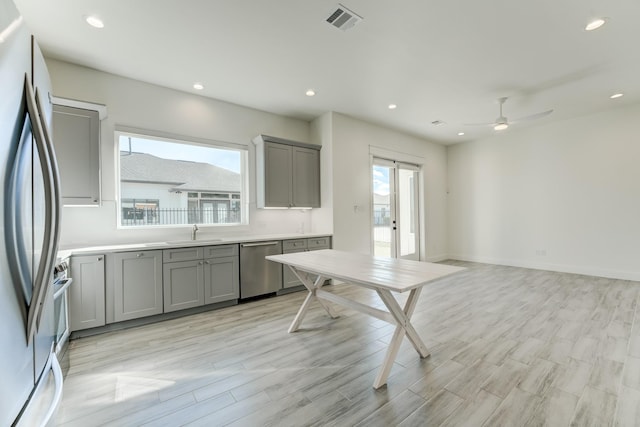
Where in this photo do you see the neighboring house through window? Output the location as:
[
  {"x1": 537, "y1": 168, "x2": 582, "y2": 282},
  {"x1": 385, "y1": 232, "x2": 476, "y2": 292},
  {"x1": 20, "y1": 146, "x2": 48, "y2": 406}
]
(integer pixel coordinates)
[{"x1": 117, "y1": 132, "x2": 247, "y2": 227}]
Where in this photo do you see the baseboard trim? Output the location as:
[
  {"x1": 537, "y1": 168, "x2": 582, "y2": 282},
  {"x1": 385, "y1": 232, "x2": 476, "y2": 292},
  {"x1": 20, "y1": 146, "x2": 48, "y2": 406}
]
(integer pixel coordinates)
[
  {"x1": 448, "y1": 254, "x2": 640, "y2": 282},
  {"x1": 425, "y1": 253, "x2": 450, "y2": 263}
]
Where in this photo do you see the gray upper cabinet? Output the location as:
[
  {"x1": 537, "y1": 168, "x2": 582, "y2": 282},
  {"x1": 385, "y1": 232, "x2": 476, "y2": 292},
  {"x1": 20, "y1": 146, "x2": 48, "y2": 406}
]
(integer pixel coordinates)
[
  {"x1": 52, "y1": 103, "x2": 101, "y2": 206},
  {"x1": 106, "y1": 250, "x2": 163, "y2": 323},
  {"x1": 253, "y1": 135, "x2": 320, "y2": 208},
  {"x1": 264, "y1": 142, "x2": 292, "y2": 207},
  {"x1": 292, "y1": 146, "x2": 320, "y2": 208},
  {"x1": 69, "y1": 254, "x2": 105, "y2": 331}
]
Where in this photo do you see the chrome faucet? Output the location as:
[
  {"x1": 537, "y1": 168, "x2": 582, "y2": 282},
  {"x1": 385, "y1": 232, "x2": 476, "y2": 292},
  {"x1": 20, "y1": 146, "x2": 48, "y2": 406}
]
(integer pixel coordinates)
[{"x1": 191, "y1": 224, "x2": 199, "y2": 241}]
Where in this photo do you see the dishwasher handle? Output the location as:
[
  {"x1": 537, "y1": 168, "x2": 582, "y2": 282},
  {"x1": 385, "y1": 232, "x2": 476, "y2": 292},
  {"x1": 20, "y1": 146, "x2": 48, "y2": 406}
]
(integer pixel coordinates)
[{"x1": 241, "y1": 241, "x2": 280, "y2": 248}]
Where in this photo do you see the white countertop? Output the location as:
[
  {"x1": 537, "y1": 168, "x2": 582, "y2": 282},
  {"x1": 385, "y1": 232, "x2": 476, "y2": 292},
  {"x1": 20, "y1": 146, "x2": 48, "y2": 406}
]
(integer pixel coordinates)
[{"x1": 57, "y1": 233, "x2": 332, "y2": 257}]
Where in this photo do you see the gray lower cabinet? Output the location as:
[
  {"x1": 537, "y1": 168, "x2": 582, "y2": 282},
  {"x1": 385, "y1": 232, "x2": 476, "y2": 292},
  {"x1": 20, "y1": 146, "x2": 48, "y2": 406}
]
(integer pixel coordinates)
[
  {"x1": 163, "y1": 244, "x2": 239, "y2": 312},
  {"x1": 69, "y1": 254, "x2": 105, "y2": 331},
  {"x1": 282, "y1": 236, "x2": 331, "y2": 289},
  {"x1": 163, "y1": 259, "x2": 204, "y2": 312},
  {"x1": 203, "y1": 256, "x2": 239, "y2": 304},
  {"x1": 107, "y1": 250, "x2": 163, "y2": 323},
  {"x1": 282, "y1": 239, "x2": 308, "y2": 289}
]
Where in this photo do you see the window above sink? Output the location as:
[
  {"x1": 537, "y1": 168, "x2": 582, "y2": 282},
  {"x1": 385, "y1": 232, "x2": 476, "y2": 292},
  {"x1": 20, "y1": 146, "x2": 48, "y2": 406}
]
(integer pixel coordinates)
[{"x1": 116, "y1": 130, "x2": 248, "y2": 229}]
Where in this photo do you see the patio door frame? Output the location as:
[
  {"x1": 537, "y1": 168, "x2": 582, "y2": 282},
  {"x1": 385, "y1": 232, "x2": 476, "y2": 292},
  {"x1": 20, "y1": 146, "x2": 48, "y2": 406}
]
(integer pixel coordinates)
[{"x1": 371, "y1": 155, "x2": 422, "y2": 260}]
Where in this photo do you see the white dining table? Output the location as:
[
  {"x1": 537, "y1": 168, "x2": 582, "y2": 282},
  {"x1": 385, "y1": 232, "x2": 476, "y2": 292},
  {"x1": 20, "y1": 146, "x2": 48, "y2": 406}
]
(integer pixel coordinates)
[{"x1": 266, "y1": 249, "x2": 466, "y2": 389}]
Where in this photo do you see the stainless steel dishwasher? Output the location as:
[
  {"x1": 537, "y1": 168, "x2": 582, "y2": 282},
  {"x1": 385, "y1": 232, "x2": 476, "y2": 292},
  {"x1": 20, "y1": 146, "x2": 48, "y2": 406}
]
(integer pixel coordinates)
[{"x1": 239, "y1": 241, "x2": 282, "y2": 299}]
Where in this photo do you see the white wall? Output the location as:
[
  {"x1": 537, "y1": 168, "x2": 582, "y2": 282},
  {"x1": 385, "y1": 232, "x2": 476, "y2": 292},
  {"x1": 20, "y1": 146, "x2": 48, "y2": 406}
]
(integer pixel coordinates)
[
  {"x1": 328, "y1": 113, "x2": 449, "y2": 260},
  {"x1": 309, "y1": 112, "x2": 333, "y2": 235},
  {"x1": 47, "y1": 59, "x2": 318, "y2": 247},
  {"x1": 447, "y1": 102, "x2": 640, "y2": 281}
]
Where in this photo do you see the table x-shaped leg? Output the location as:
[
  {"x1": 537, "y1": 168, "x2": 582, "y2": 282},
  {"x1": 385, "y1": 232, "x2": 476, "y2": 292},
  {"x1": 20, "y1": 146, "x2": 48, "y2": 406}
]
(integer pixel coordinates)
[
  {"x1": 373, "y1": 287, "x2": 428, "y2": 389},
  {"x1": 287, "y1": 266, "x2": 339, "y2": 333}
]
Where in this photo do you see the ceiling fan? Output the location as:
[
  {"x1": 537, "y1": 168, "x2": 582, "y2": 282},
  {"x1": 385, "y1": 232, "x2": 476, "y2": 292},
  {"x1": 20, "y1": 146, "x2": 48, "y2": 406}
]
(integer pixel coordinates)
[{"x1": 465, "y1": 97, "x2": 553, "y2": 131}]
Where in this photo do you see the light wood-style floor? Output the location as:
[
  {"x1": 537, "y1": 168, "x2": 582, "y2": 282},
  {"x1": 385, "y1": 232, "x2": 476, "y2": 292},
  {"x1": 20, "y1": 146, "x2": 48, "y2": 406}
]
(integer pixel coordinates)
[{"x1": 57, "y1": 261, "x2": 640, "y2": 426}]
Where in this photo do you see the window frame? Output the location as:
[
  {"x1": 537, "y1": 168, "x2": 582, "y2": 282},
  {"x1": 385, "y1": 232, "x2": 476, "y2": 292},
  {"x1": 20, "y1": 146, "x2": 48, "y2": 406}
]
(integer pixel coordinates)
[{"x1": 115, "y1": 129, "x2": 249, "y2": 230}]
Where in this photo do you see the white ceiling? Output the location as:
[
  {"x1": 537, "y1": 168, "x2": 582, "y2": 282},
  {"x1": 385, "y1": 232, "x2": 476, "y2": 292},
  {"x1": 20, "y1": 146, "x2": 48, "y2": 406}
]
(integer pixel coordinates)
[{"x1": 14, "y1": 0, "x2": 640, "y2": 144}]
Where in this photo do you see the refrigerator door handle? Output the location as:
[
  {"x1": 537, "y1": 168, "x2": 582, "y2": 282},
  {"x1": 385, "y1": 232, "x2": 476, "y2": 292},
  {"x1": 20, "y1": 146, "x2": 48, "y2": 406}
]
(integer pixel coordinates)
[
  {"x1": 24, "y1": 75, "x2": 55, "y2": 343},
  {"x1": 5, "y1": 109, "x2": 34, "y2": 313},
  {"x1": 36, "y1": 88, "x2": 62, "y2": 298},
  {"x1": 40, "y1": 354, "x2": 64, "y2": 427},
  {"x1": 16, "y1": 353, "x2": 64, "y2": 427}
]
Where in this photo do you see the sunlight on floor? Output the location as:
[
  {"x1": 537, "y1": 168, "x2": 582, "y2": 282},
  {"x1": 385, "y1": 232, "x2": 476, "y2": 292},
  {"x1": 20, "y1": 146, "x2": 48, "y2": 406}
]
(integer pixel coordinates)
[{"x1": 115, "y1": 375, "x2": 175, "y2": 402}]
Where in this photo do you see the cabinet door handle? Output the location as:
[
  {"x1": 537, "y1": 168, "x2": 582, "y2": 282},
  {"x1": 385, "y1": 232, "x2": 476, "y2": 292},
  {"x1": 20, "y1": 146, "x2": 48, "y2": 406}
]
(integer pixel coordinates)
[
  {"x1": 204, "y1": 261, "x2": 210, "y2": 265},
  {"x1": 97, "y1": 257, "x2": 103, "y2": 261},
  {"x1": 199, "y1": 261, "x2": 204, "y2": 265},
  {"x1": 137, "y1": 253, "x2": 144, "y2": 258}
]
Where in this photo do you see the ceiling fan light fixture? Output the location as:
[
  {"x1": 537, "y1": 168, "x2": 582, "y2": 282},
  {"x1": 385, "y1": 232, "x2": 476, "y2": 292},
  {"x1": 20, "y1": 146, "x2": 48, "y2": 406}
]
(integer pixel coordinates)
[
  {"x1": 85, "y1": 15, "x2": 104, "y2": 29},
  {"x1": 464, "y1": 97, "x2": 552, "y2": 129},
  {"x1": 585, "y1": 18, "x2": 606, "y2": 31}
]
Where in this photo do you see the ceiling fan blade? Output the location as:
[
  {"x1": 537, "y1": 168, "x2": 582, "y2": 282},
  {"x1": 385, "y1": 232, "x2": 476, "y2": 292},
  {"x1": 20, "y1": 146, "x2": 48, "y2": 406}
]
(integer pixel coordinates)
[
  {"x1": 511, "y1": 109, "x2": 553, "y2": 124},
  {"x1": 463, "y1": 121, "x2": 495, "y2": 127}
]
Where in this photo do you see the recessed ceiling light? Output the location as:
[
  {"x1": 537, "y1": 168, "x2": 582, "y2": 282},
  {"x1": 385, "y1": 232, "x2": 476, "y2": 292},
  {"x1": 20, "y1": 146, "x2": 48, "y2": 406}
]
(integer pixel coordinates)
[
  {"x1": 305, "y1": 89, "x2": 316, "y2": 97},
  {"x1": 388, "y1": 104, "x2": 397, "y2": 110},
  {"x1": 585, "y1": 18, "x2": 606, "y2": 31},
  {"x1": 85, "y1": 15, "x2": 104, "y2": 29},
  {"x1": 193, "y1": 82, "x2": 204, "y2": 90},
  {"x1": 610, "y1": 93, "x2": 624, "y2": 99},
  {"x1": 458, "y1": 132, "x2": 465, "y2": 136}
]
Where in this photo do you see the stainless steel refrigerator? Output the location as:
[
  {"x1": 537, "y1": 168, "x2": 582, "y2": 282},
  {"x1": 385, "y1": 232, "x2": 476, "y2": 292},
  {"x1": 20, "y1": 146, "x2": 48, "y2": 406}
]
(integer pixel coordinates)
[{"x1": 1, "y1": 0, "x2": 64, "y2": 424}]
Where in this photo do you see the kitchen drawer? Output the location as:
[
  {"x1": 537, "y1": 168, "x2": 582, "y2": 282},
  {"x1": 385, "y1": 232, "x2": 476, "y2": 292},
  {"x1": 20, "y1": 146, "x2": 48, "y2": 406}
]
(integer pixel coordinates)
[
  {"x1": 307, "y1": 236, "x2": 331, "y2": 249},
  {"x1": 163, "y1": 247, "x2": 204, "y2": 263},
  {"x1": 283, "y1": 239, "x2": 307, "y2": 251},
  {"x1": 204, "y1": 244, "x2": 239, "y2": 259}
]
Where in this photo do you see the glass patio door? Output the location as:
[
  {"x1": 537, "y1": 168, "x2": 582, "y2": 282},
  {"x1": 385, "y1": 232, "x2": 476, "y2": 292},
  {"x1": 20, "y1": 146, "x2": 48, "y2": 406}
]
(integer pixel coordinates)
[{"x1": 372, "y1": 158, "x2": 420, "y2": 260}]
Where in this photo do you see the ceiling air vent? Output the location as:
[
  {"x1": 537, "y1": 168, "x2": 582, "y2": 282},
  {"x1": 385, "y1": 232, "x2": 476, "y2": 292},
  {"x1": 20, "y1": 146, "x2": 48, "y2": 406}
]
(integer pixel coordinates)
[{"x1": 326, "y1": 4, "x2": 363, "y2": 31}]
